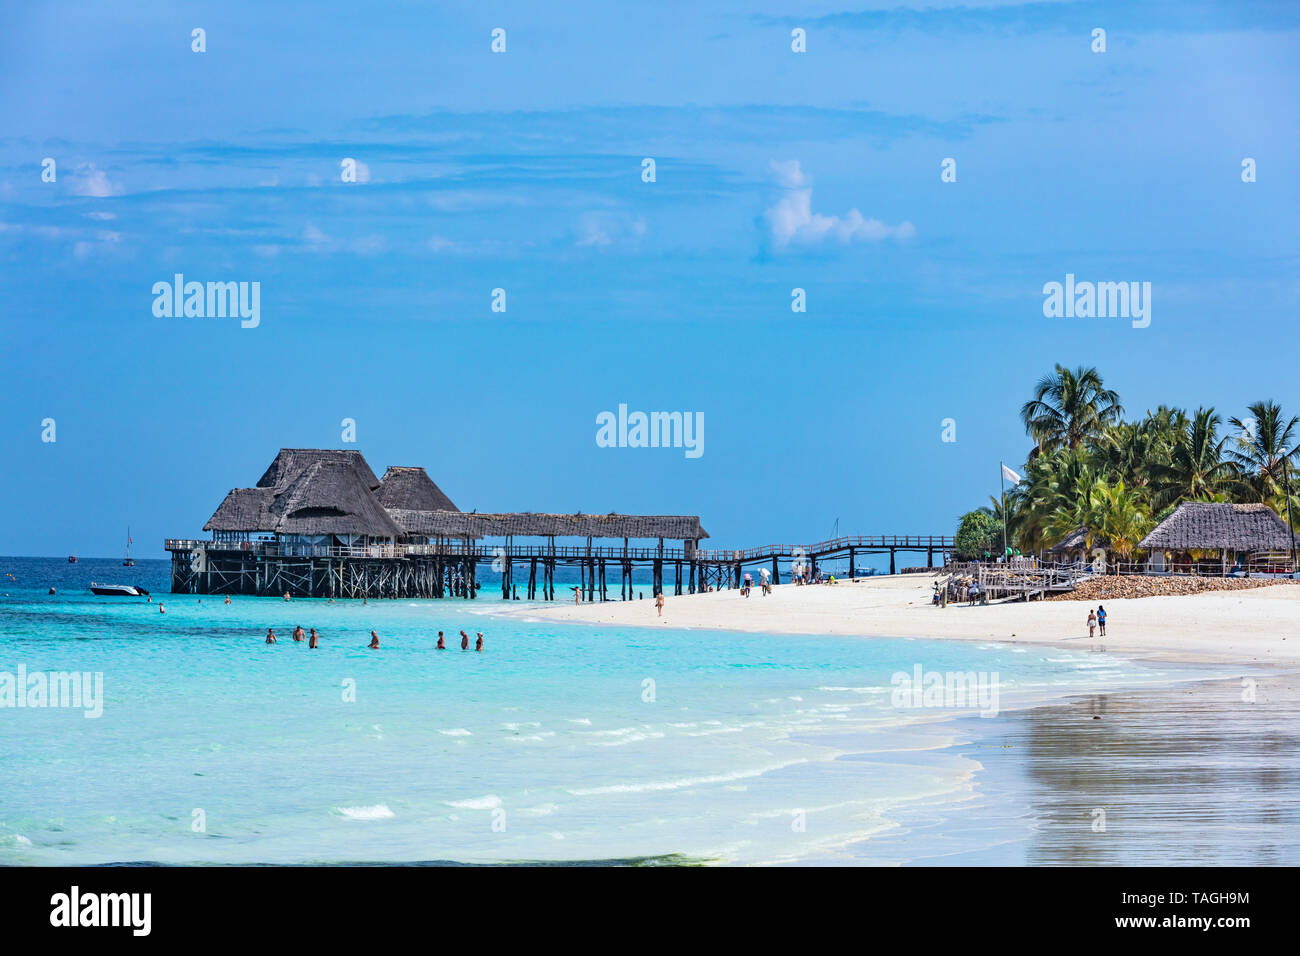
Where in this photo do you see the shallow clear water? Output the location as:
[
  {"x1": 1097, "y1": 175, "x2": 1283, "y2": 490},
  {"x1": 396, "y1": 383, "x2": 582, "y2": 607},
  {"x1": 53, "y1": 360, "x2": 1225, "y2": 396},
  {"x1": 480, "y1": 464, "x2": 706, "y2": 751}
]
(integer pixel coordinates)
[{"x1": 0, "y1": 557, "x2": 1233, "y2": 864}]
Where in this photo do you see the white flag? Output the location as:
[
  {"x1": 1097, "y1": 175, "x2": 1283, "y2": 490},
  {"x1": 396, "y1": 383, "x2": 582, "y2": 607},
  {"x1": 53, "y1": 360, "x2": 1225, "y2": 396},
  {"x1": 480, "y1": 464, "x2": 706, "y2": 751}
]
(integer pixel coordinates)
[{"x1": 1001, "y1": 464, "x2": 1022, "y2": 484}]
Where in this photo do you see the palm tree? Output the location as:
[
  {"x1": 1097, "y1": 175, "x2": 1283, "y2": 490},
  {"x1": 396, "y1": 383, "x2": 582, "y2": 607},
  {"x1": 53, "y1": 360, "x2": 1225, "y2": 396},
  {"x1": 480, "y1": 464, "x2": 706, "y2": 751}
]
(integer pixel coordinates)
[
  {"x1": 1020, "y1": 365, "x2": 1125, "y2": 457},
  {"x1": 1152, "y1": 407, "x2": 1234, "y2": 509},
  {"x1": 1087, "y1": 480, "x2": 1152, "y2": 565},
  {"x1": 1227, "y1": 400, "x2": 1299, "y2": 503},
  {"x1": 1008, "y1": 447, "x2": 1100, "y2": 552}
]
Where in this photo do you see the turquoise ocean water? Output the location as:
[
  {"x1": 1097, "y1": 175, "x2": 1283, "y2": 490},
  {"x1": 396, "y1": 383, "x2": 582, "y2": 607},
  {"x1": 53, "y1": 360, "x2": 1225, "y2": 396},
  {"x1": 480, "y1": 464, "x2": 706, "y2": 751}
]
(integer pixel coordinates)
[{"x1": 0, "y1": 557, "x2": 1235, "y2": 865}]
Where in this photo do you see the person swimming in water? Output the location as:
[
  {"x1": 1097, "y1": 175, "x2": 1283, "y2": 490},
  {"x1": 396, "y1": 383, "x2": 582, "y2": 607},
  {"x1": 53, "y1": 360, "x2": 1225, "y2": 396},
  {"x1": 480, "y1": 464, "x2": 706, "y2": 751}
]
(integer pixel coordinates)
[
  {"x1": 292, "y1": 625, "x2": 305, "y2": 642},
  {"x1": 308, "y1": 628, "x2": 319, "y2": 649},
  {"x1": 460, "y1": 630, "x2": 469, "y2": 650},
  {"x1": 369, "y1": 630, "x2": 380, "y2": 649},
  {"x1": 436, "y1": 631, "x2": 445, "y2": 650},
  {"x1": 224, "y1": 595, "x2": 231, "y2": 605},
  {"x1": 266, "y1": 628, "x2": 276, "y2": 644},
  {"x1": 475, "y1": 632, "x2": 483, "y2": 652},
  {"x1": 283, "y1": 591, "x2": 291, "y2": 601},
  {"x1": 159, "y1": 604, "x2": 166, "y2": 614}
]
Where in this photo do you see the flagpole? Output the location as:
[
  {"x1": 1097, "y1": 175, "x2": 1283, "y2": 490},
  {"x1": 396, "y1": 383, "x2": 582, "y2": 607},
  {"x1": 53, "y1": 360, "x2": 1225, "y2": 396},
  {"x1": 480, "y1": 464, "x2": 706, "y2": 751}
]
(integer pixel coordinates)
[{"x1": 999, "y1": 461, "x2": 1008, "y2": 559}]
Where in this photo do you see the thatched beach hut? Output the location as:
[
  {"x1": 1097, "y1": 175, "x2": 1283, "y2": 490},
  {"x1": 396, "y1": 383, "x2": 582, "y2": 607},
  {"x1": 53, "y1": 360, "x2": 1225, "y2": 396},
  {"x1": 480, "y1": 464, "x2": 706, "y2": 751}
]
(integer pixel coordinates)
[
  {"x1": 1138, "y1": 502, "x2": 1299, "y2": 574},
  {"x1": 1044, "y1": 526, "x2": 1108, "y2": 565}
]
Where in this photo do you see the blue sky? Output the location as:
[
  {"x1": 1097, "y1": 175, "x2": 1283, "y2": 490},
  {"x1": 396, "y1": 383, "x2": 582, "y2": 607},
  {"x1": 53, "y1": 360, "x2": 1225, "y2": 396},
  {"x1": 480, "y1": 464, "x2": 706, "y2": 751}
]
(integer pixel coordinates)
[{"x1": 1, "y1": 0, "x2": 1297, "y2": 558}]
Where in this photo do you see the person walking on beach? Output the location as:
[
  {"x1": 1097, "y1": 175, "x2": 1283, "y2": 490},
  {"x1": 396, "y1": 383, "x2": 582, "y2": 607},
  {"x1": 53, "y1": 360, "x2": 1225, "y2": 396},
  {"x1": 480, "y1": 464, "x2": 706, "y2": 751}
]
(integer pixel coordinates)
[
  {"x1": 292, "y1": 625, "x2": 305, "y2": 643},
  {"x1": 742, "y1": 572, "x2": 753, "y2": 597},
  {"x1": 759, "y1": 566, "x2": 770, "y2": 595},
  {"x1": 368, "y1": 630, "x2": 380, "y2": 649},
  {"x1": 308, "y1": 628, "x2": 319, "y2": 649},
  {"x1": 460, "y1": 630, "x2": 469, "y2": 650},
  {"x1": 1087, "y1": 609, "x2": 1097, "y2": 639},
  {"x1": 475, "y1": 632, "x2": 484, "y2": 652},
  {"x1": 1097, "y1": 605, "x2": 1107, "y2": 637},
  {"x1": 655, "y1": 590, "x2": 665, "y2": 616},
  {"x1": 436, "y1": 631, "x2": 445, "y2": 650},
  {"x1": 265, "y1": 628, "x2": 277, "y2": 644}
]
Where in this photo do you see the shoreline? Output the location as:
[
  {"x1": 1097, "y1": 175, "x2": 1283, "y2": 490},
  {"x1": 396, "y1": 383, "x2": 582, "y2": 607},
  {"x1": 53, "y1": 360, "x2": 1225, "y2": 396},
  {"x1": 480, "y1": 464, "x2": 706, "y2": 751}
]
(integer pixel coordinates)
[{"x1": 497, "y1": 573, "x2": 1300, "y2": 669}]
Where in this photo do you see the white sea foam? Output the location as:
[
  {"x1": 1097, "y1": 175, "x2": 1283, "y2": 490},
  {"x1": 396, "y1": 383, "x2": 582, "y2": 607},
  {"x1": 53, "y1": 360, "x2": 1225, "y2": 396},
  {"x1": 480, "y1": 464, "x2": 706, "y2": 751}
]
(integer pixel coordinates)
[
  {"x1": 566, "y1": 760, "x2": 808, "y2": 796},
  {"x1": 446, "y1": 794, "x2": 502, "y2": 810},
  {"x1": 567, "y1": 718, "x2": 592, "y2": 725},
  {"x1": 520, "y1": 803, "x2": 559, "y2": 816},
  {"x1": 337, "y1": 804, "x2": 394, "y2": 821},
  {"x1": 440, "y1": 728, "x2": 472, "y2": 736}
]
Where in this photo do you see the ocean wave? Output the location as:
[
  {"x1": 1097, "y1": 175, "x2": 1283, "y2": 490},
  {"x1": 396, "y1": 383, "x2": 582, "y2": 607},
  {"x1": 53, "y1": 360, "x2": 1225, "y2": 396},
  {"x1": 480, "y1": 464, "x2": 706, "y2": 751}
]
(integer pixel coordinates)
[
  {"x1": 336, "y1": 804, "x2": 394, "y2": 821},
  {"x1": 446, "y1": 794, "x2": 501, "y2": 810},
  {"x1": 566, "y1": 760, "x2": 808, "y2": 796},
  {"x1": 439, "y1": 728, "x2": 472, "y2": 736}
]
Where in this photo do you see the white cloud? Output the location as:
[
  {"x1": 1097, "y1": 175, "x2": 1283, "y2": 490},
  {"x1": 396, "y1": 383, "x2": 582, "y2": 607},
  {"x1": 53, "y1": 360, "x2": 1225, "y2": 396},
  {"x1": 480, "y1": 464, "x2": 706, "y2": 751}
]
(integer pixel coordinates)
[
  {"x1": 302, "y1": 223, "x2": 331, "y2": 248},
  {"x1": 576, "y1": 211, "x2": 646, "y2": 248},
  {"x1": 765, "y1": 160, "x2": 914, "y2": 248},
  {"x1": 70, "y1": 163, "x2": 123, "y2": 198}
]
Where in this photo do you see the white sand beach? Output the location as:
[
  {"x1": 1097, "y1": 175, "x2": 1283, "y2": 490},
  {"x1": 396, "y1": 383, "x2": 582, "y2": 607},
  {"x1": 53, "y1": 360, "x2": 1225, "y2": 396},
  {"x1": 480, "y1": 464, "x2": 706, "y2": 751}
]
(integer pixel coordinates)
[{"x1": 508, "y1": 574, "x2": 1300, "y2": 666}]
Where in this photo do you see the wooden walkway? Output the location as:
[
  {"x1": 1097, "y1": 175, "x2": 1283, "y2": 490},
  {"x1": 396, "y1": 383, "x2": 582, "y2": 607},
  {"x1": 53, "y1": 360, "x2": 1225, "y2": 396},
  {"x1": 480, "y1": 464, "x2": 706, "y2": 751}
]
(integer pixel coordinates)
[
  {"x1": 164, "y1": 533, "x2": 954, "y2": 600},
  {"x1": 942, "y1": 561, "x2": 1087, "y2": 602}
]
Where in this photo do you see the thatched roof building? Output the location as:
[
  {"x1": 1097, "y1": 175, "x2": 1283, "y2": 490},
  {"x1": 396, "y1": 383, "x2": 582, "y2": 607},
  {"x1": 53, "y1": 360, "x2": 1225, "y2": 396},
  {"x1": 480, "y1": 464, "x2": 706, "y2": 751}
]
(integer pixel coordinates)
[
  {"x1": 201, "y1": 449, "x2": 706, "y2": 546},
  {"x1": 205, "y1": 487, "x2": 276, "y2": 532},
  {"x1": 388, "y1": 510, "x2": 708, "y2": 542},
  {"x1": 266, "y1": 459, "x2": 403, "y2": 537},
  {"x1": 375, "y1": 466, "x2": 458, "y2": 512},
  {"x1": 1139, "y1": 502, "x2": 1299, "y2": 552},
  {"x1": 1045, "y1": 526, "x2": 1108, "y2": 554},
  {"x1": 256, "y1": 448, "x2": 380, "y2": 491}
]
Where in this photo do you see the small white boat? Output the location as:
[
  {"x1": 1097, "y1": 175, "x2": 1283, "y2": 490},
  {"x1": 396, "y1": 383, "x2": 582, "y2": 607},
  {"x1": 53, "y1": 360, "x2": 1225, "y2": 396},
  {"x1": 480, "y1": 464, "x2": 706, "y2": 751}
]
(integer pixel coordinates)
[{"x1": 89, "y1": 582, "x2": 149, "y2": 597}]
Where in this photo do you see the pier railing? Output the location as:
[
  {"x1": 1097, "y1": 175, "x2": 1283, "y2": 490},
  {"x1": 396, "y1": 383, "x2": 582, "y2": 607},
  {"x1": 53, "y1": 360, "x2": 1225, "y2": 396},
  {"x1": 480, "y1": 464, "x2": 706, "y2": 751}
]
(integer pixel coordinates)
[
  {"x1": 695, "y1": 534, "x2": 953, "y2": 563},
  {"x1": 166, "y1": 534, "x2": 953, "y2": 565}
]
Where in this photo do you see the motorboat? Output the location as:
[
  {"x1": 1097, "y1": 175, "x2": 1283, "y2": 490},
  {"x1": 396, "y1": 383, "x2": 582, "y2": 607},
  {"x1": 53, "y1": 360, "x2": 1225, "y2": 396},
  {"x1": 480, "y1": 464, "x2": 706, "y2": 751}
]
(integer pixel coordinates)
[{"x1": 89, "y1": 582, "x2": 149, "y2": 597}]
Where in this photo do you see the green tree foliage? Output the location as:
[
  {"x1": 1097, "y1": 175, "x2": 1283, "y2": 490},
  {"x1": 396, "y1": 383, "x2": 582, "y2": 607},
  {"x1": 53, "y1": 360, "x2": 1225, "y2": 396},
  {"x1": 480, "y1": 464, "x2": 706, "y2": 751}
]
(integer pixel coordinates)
[
  {"x1": 953, "y1": 508, "x2": 1003, "y2": 560},
  {"x1": 961, "y1": 372, "x2": 1295, "y2": 556}
]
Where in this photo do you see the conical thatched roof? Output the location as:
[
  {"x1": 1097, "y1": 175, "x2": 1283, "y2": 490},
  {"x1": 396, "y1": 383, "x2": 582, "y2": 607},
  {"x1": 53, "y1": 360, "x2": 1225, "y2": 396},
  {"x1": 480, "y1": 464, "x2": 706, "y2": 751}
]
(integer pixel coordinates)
[
  {"x1": 1046, "y1": 526, "x2": 1108, "y2": 553},
  {"x1": 267, "y1": 459, "x2": 402, "y2": 537},
  {"x1": 256, "y1": 448, "x2": 380, "y2": 491},
  {"x1": 376, "y1": 466, "x2": 458, "y2": 512},
  {"x1": 204, "y1": 488, "x2": 276, "y2": 532},
  {"x1": 389, "y1": 510, "x2": 708, "y2": 540},
  {"x1": 1139, "y1": 502, "x2": 1299, "y2": 552}
]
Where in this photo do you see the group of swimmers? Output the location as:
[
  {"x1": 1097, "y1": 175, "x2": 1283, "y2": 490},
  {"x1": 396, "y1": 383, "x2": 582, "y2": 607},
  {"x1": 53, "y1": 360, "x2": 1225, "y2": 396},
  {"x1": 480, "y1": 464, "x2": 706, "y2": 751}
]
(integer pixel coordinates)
[{"x1": 264, "y1": 626, "x2": 484, "y2": 651}]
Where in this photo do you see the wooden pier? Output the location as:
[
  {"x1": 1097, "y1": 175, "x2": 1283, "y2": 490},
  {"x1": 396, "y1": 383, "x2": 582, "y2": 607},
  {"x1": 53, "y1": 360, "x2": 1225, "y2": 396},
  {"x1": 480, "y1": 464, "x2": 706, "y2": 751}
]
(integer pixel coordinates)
[
  {"x1": 166, "y1": 448, "x2": 954, "y2": 601},
  {"x1": 165, "y1": 533, "x2": 954, "y2": 601}
]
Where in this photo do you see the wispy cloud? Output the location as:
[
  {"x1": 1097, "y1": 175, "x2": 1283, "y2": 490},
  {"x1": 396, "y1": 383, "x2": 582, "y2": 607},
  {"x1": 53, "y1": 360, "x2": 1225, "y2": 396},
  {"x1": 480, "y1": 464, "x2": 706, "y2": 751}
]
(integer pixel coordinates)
[
  {"x1": 70, "y1": 163, "x2": 122, "y2": 198},
  {"x1": 765, "y1": 160, "x2": 914, "y2": 249}
]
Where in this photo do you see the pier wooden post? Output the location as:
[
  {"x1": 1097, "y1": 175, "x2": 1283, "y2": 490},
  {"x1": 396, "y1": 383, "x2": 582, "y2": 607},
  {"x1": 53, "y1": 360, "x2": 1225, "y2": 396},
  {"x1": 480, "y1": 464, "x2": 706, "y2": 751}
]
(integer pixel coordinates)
[
  {"x1": 889, "y1": 548, "x2": 896, "y2": 575},
  {"x1": 849, "y1": 548, "x2": 855, "y2": 579}
]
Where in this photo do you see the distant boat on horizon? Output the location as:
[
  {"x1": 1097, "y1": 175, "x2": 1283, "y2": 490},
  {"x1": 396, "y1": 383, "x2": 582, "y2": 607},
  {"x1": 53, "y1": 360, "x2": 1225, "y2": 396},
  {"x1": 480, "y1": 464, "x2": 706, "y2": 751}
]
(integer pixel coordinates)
[
  {"x1": 67, "y1": 554, "x2": 78, "y2": 564},
  {"x1": 122, "y1": 527, "x2": 135, "y2": 567}
]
